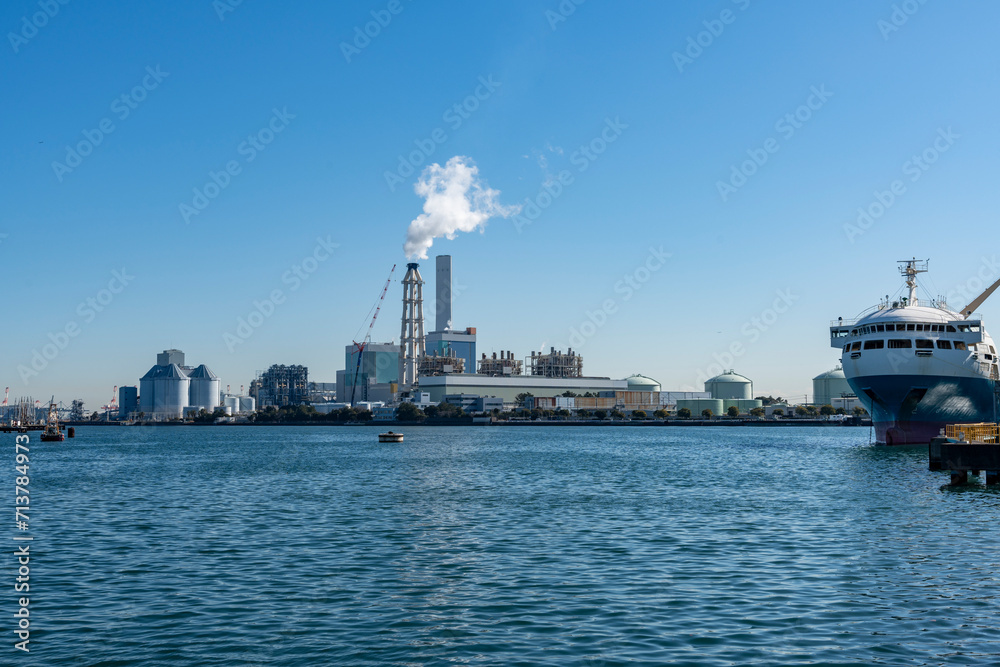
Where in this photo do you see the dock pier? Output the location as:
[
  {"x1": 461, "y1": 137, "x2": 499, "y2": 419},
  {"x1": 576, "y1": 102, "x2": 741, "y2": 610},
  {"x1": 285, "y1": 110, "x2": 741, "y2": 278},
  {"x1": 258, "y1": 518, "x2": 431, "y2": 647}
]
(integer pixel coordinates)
[{"x1": 929, "y1": 423, "x2": 1000, "y2": 485}]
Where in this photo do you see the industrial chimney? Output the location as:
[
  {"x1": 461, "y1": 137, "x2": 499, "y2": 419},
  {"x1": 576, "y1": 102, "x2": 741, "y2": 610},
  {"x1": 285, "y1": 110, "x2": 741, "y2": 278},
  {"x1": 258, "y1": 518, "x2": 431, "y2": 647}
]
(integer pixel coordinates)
[
  {"x1": 436, "y1": 254, "x2": 452, "y2": 332},
  {"x1": 399, "y1": 263, "x2": 426, "y2": 387}
]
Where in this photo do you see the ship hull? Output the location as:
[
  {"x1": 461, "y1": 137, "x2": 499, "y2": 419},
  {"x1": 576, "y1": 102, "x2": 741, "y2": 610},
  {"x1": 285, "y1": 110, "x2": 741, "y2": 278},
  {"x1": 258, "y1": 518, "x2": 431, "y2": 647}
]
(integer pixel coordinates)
[{"x1": 847, "y1": 374, "x2": 998, "y2": 445}]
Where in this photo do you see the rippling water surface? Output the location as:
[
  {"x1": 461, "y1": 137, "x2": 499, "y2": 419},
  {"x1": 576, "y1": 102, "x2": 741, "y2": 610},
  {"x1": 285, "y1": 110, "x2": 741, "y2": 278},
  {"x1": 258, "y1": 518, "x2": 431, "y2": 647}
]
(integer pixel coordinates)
[{"x1": 19, "y1": 425, "x2": 1000, "y2": 665}]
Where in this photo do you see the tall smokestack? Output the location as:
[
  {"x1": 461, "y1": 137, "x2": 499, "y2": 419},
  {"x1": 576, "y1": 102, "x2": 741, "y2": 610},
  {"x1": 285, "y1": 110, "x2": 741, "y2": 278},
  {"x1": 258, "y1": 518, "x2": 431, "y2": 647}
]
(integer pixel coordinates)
[
  {"x1": 436, "y1": 255, "x2": 452, "y2": 332},
  {"x1": 399, "y1": 263, "x2": 426, "y2": 388}
]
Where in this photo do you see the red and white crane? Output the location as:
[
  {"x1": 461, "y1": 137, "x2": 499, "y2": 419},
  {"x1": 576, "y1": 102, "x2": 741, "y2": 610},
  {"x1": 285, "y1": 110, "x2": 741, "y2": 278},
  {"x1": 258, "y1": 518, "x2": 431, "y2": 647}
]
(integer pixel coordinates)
[
  {"x1": 101, "y1": 386, "x2": 118, "y2": 415},
  {"x1": 351, "y1": 265, "x2": 396, "y2": 407}
]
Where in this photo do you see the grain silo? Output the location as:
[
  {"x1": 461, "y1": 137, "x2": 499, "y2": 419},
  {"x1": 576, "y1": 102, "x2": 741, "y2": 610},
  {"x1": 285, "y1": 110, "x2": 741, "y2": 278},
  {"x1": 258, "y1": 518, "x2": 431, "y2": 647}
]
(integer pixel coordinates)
[
  {"x1": 188, "y1": 364, "x2": 221, "y2": 411},
  {"x1": 140, "y1": 363, "x2": 190, "y2": 419}
]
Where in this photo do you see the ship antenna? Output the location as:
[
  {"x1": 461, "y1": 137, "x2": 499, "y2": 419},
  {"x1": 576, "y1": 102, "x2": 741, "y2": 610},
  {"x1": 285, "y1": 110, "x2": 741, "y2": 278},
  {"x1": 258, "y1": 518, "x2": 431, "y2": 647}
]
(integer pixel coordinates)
[{"x1": 898, "y1": 258, "x2": 928, "y2": 306}]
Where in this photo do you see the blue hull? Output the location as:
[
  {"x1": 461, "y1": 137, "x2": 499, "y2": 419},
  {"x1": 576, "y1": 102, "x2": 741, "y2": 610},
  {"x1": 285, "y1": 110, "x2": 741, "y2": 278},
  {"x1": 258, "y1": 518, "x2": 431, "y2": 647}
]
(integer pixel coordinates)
[{"x1": 847, "y1": 374, "x2": 998, "y2": 445}]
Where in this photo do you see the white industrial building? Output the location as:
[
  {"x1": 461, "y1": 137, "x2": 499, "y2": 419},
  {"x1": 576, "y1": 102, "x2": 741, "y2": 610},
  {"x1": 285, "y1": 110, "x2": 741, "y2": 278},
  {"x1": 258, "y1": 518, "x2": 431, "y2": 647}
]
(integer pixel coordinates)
[
  {"x1": 417, "y1": 374, "x2": 628, "y2": 403},
  {"x1": 139, "y1": 349, "x2": 221, "y2": 419}
]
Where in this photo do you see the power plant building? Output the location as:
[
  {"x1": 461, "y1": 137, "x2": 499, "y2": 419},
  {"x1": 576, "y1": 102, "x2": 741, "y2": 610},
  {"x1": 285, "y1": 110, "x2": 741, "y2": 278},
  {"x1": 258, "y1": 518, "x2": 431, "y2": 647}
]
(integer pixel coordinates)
[
  {"x1": 424, "y1": 255, "x2": 477, "y2": 374},
  {"x1": 250, "y1": 364, "x2": 309, "y2": 407},
  {"x1": 425, "y1": 329, "x2": 477, "y2": 374},
  {"x1": 139, "y1": 350, "x2": 221, "y2": 419},
  {"x1": 418, "y1": 375, "x2": 628, "y2": 404},
  {"x1": 337, "y1": 343, "x2": 400, "y2": 404}
]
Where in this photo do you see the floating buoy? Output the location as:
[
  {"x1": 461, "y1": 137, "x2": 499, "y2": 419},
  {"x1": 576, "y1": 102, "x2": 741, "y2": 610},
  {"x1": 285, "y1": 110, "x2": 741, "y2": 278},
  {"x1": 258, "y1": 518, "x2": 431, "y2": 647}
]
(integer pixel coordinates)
[
  {"x1": 379, "y1": 431, "x2": 404, "y2": 443},
  {"x1": 68, "y1": 427, "x2": 75, "y2": 438}
]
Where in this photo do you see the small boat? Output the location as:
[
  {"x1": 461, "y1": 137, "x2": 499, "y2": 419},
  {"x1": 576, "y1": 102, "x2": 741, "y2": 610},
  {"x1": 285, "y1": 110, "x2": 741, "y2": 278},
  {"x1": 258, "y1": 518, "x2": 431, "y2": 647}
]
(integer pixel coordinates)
[
  {"x1": 378, "y1": 431, "x2": 404, "y2": 443},
  {"x1": 39, "y1": 399, "x2": 65, "y2": 442}
]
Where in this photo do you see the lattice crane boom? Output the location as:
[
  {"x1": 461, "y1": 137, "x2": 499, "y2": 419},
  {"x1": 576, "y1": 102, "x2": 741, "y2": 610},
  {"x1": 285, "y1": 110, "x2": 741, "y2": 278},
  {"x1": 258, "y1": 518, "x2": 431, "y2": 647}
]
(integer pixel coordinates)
[{"x1": 351, "y1": 265, "x2": 396, "y2": 407}]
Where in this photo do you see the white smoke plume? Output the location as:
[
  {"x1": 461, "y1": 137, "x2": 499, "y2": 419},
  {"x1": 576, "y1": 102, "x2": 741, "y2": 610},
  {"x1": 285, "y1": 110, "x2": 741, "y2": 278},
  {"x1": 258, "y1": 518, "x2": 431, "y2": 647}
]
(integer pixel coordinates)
[{"x1": 403, "y1": 156, "x2": 520, "y2": 260}]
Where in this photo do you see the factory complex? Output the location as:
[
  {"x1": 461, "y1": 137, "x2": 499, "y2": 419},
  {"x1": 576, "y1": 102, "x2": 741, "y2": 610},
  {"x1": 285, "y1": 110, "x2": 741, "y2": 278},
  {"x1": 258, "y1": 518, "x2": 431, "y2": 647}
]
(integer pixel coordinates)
[{"x1": 66, "y1": 255, "x2": 859, "y2": 423}]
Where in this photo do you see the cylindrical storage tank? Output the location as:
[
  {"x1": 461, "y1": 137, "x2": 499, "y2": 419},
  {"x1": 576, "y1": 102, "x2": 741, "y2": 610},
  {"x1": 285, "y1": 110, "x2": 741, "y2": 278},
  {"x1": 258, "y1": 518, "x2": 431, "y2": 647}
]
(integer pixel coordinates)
[
  {"x1": 626, "y1": 374, "x2": 661, "y2": 393},
  {"x1": 224, "y1": 395, "x2": 241, "y2": 414},
  {"x1": 239, "y1": 396, "x2": 256, "y2": 413},
  {"x1": 162, "y1": 379, "x2": 189, "y2": 418},
  {"x1": 676, "y1": 398, "x2": 724, "y2": 417},
  {"x1": 705, "y1": 371, "x2": 753, "y2": 400},
  {"x1": 139, "y1": 375, "x2": 155, "y2": 413},
  {"x1": 722, "y1": 399, "x2": 764, "y2": 414},
  {"x1": 152, "y1": 364, "x2": 189, "y2": 419},
  {"x1": 812, "y1": 366, "x2": 852, "y2": 406},
  {"x1": 188, "y1": 365, "x2": 221, "y2": 411}
]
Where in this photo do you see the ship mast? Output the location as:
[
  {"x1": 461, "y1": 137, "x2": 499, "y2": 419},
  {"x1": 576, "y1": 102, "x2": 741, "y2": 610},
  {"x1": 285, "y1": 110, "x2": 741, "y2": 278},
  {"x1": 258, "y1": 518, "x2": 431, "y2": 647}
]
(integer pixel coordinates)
[{"x1": 898, "y1": 258, "x2": 928, "y2": 306}]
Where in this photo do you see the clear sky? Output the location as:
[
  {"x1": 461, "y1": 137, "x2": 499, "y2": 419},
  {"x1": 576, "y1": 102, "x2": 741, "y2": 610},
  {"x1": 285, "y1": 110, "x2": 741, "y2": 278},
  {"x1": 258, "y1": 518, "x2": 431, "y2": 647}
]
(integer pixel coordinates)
[{"x1": 3, "y1": 0, "x2": 1000, "y2": 410}]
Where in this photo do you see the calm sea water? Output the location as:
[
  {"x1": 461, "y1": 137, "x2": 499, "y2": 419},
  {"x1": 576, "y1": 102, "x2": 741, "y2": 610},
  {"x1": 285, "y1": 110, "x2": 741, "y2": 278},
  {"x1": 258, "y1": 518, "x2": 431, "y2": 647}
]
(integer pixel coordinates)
[{"x1": 15, "y1": 425, "x2": 1000, "y2": 665}]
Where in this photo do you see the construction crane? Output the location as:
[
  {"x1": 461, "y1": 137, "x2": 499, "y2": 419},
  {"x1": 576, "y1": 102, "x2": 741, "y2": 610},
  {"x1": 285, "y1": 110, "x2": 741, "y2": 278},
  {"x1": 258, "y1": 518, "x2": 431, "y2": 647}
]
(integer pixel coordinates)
[
  {"x1": 350, "y1": 264, "x2": 396, "y2": 406},
  {"x1": 101, "y1": 386, "x2": 118, "y2": 418}
]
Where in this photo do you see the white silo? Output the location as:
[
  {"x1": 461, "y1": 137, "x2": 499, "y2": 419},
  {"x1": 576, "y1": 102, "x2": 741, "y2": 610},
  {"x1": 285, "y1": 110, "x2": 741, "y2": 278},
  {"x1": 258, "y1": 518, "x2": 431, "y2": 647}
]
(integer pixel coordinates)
[
  {"x1": 156, "y1": 364, "x2": 190, "y2": 418},
  {"x1": 813, "y1": 366, "x2": 853, "y2": 406},
  {"x1": 188, "y1": 364, "x2": 221, "y2": 411},
  {"x1": 139, "y1": 370, "x2": 156, "y2": 414},
  {"x1": 224, "y1": 395, "x2": 241, "y2": 414},
  {"x1": 705, "y1": 370, "x2": 753, "y2": 400}
]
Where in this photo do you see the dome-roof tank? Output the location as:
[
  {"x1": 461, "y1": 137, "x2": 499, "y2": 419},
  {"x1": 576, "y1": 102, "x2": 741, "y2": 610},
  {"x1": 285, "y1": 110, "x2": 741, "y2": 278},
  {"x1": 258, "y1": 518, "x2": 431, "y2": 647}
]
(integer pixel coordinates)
[
  {"x1": 626, "y1": 374, "x2": 661, "y2": 392},
  {"x1": 705, "y1": 370, "x2": 753, "y2": 400}
]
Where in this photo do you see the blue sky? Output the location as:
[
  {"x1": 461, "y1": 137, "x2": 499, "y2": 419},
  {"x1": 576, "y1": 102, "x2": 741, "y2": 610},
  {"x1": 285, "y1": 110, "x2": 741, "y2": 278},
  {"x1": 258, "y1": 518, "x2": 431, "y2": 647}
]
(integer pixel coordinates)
[{"x1": 3, "y1": 0, "x2": 1000, "y2": 409}]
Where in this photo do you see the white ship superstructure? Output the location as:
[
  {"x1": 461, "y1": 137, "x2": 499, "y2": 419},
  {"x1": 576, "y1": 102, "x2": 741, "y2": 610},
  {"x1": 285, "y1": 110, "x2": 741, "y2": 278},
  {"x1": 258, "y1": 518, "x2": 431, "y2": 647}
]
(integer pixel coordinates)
[{"x1": 830, "y1": 260, "x2": 1000, "y2": 444}]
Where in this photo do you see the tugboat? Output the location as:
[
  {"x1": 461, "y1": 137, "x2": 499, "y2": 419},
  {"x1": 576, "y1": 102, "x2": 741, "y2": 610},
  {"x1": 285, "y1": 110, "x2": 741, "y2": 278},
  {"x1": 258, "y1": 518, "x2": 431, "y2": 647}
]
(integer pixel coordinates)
[
  {"x1": 39, "y1": 399, "x2": 65, "y2": 442},
  {"x1": 830, "y1": 259, "x2": 1000, "y2": 444}
]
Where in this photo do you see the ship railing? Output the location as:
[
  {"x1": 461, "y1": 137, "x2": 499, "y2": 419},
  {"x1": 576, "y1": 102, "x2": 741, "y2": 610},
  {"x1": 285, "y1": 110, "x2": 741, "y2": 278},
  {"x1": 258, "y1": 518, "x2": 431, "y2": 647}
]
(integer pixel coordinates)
[
  {"x1": 945, "y1": 423, "x2": 1000, "y2": 444},
  {"x1": 830, "y1": 299, "x2": 958, "y2": 327}
]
